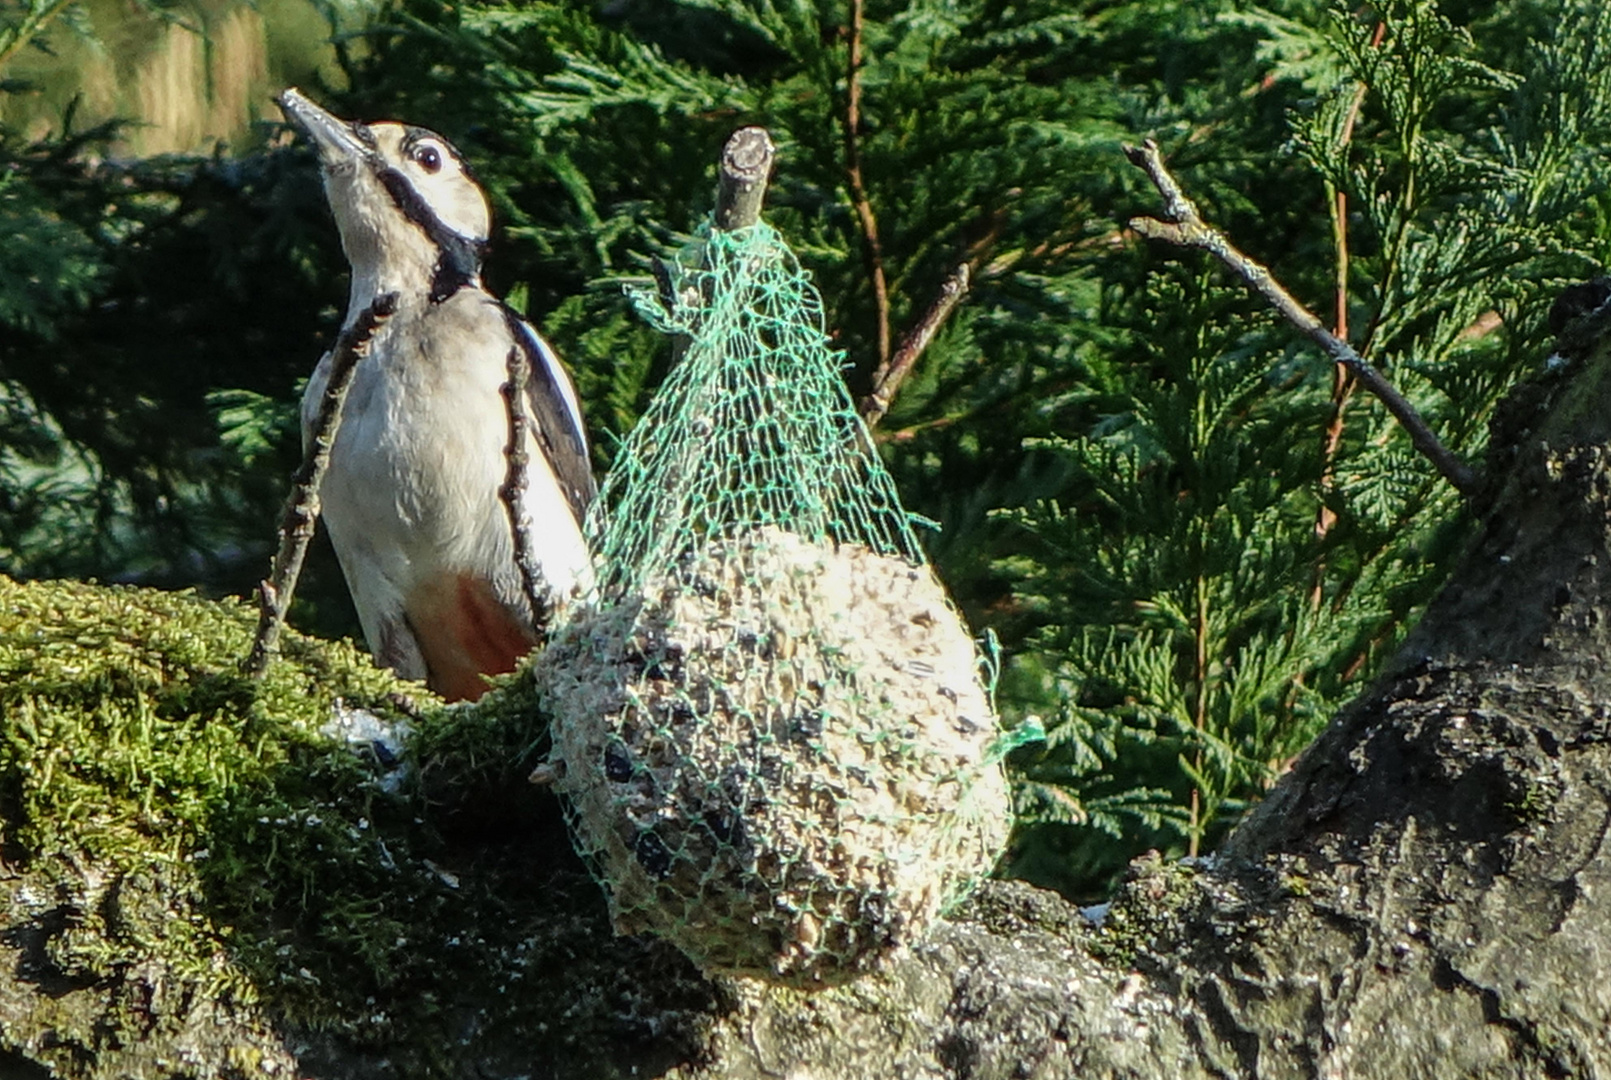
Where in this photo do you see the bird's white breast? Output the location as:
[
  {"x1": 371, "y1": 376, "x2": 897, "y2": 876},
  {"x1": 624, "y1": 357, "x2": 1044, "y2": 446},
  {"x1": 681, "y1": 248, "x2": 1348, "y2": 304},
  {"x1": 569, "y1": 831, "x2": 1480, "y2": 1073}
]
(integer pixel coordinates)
[{"x1": 305, "y1": 290, "x2": 590, "y2": 643}]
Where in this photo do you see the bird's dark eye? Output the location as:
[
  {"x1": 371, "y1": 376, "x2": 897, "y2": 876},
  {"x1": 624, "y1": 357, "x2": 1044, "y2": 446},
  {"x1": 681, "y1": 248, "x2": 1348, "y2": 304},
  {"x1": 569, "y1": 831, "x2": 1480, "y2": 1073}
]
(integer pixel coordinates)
[{"x1": 413, "y1": 145, "x2": 443, "y2": 174}]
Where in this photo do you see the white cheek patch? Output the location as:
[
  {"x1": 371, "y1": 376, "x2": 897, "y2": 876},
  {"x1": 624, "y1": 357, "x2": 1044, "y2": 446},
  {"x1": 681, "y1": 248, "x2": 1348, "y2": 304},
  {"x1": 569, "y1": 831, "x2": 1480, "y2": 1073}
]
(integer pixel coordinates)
[{"x1": 420, "y1": 173, "x2": 490, "y2": 245}]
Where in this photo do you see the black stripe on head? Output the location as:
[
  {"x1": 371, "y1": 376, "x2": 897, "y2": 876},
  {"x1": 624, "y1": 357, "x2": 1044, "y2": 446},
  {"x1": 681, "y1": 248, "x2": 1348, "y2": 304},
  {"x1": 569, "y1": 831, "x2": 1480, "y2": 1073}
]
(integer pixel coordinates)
[{"x1": 373, "y1": 165, "x2": 489, "y2": 304}]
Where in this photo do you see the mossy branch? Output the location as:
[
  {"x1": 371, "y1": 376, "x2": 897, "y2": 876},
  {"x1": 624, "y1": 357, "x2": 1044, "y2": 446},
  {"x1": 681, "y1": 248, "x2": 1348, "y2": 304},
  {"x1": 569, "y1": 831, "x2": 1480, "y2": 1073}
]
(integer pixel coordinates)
[
  {"x1": 245, "y1": 293, "x2": 398, "y2": 678},
  {"x1": 1123, "y1": 139, "x2": 1479, "y2": 498}
]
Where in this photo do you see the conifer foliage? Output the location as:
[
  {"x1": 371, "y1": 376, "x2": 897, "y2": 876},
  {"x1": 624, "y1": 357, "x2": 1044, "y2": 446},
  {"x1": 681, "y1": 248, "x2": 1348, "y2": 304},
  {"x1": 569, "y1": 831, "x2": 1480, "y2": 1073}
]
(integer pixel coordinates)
[
  {"x1": 1, "y1": 0, "x2": 1609, "y2": 898},
  {"x1": 0, "y1": 0, "x2": 341, "y2": 591},
  {"x1": 1009, "y1": 0, "x2": 1611, "y2": 893}
]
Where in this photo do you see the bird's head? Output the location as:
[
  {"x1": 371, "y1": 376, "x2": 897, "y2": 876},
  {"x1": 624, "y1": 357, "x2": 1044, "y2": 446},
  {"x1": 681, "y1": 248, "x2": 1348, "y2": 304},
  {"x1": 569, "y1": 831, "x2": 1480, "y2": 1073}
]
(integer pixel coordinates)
[{"x1": 278, "y1": 88, "x2": 490, "y2": 306}]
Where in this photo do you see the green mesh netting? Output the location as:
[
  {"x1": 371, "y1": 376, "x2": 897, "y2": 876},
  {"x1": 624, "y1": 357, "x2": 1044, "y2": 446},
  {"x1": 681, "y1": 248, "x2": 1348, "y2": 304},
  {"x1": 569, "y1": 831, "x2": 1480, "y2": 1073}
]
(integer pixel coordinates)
[
  {"x1": 592, "y1": 226, "x2": 924, "y2": 597},
  {"x1": 535, "y1": 222, "x2": 1009, "y2": 987}
]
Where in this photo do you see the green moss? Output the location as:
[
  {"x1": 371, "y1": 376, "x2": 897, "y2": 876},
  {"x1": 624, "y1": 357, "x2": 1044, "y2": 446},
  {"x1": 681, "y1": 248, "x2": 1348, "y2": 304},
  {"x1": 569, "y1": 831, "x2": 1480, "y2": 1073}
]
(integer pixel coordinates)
[
  {"x1": 1504, "y1": 775, "x2": 1560, "y2": 826},
  {"x1": 1086, "y1": 852, "x2": 1204, "y2": 969},
  {"x1": 411, "y1": 666, "x2": 549, "y2": 794},
  {"x1": 1537, "y1": 339, "x2": 1611, "y2": 450},
  {"x1": 0, "y1": 578, "x2": 425, "y2": 1057},
  {"x1": 0, "y1": 576, "x2": 720, "y2": 1078}
]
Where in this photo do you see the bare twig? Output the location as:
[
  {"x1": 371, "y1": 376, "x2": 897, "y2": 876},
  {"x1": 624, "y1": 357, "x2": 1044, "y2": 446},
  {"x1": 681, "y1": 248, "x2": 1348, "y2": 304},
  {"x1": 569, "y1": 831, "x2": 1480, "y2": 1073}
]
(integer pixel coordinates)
[
  {"x1": 860, "y1": 263, "x2": 971, "y2": 427},
  {"x1": 1123, "y1": 139, "x2": 1479, "y2": 497},
  {"x1": 844, "y1": 0, "x2": 891, "y2": 368},
  {"x1": 1188, "y1": 575, "x2": 1211, "y2": 858},
  {"x1": 716, "y1": 126, "x2": 775, "y2": 233},
  {"x1": 246, "y1": 293, "x2": 399, "y2": 678},
  {"x1": 1330, "y1": 22, "x2": 1381, "y2": 338},
  {"x1": 499, "y1": 344, "x2": 557, "y2": 644},
  {"x1": 499, "y1": 346, "x2": 554, "y2": 641}
]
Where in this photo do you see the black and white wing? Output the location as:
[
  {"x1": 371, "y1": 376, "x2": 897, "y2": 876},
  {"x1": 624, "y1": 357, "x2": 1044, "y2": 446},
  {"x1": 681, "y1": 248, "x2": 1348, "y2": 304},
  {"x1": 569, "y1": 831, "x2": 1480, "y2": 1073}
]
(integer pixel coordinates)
[{"x1": 503, "y1": 309, "x2": 597, "y2": 527}]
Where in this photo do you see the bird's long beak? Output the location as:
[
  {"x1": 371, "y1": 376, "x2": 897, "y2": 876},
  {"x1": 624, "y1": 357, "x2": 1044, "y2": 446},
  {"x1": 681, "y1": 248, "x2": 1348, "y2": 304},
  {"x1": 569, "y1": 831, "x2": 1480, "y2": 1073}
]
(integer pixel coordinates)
[{"x1": 278, "y1": 88, "x2": 371, "y2": 170}]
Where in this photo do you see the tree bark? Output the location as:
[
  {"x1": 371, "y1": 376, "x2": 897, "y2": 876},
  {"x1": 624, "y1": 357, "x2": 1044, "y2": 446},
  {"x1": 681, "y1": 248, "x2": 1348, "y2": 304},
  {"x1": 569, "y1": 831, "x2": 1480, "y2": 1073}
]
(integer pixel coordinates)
[{"x1": 7, "y1": 310, "x2": 1611, "y2": 1078}]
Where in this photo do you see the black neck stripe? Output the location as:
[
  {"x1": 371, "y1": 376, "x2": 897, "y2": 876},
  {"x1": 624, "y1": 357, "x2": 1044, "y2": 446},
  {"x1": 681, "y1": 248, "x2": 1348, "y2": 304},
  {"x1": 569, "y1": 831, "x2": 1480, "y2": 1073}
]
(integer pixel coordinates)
[{"x1": 373, "y1": 166, "x2": 488, "y2": 303}]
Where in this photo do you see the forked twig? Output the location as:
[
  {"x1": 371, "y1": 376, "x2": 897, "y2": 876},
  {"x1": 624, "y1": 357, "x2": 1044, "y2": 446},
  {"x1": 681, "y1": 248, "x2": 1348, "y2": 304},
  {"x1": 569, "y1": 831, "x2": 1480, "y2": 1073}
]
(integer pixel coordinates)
[
  {"x1": 499, "y1": 346, "x2": 554, "y2": 641},
  {"x1": 1123, "y1": 139, "x2": 1479, "y2": 497},
  {"x1": 246, "y1": 293, "x2": 399, "y2": 678}
]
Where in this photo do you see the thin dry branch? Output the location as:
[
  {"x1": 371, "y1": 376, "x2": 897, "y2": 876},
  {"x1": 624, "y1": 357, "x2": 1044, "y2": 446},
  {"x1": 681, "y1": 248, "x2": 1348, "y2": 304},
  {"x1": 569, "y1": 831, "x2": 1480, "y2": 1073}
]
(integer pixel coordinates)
[
  {"x1": 1123, "y1": 139, "x2": 1479, "y2": 497},
  {"x1": 845, "y1": 0, "x2": 891, "y2": 368},
  {"x1": 499, "y1": 346, "x2": 554, "y2": 641},
  {"x1": 861, "y1": 263, "x2": 972, "y2": 427},
  {"x1": 246, "y1": 292, "x2": 399, "y2": 678}
]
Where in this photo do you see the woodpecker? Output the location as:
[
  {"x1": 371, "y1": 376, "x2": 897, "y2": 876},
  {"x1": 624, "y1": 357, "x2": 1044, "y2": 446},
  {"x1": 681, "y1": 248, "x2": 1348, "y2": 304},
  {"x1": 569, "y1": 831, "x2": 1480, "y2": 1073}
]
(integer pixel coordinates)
[{"x1": 278, "y1": 88, "x2": 595, "y2": 702}]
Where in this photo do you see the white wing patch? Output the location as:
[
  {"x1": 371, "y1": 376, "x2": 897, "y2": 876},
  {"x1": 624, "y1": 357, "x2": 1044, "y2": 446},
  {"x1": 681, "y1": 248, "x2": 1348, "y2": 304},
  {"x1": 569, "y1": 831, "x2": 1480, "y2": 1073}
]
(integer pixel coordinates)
[{"x1": 514, "y1": 317, "x2": 589, "y2": 455}]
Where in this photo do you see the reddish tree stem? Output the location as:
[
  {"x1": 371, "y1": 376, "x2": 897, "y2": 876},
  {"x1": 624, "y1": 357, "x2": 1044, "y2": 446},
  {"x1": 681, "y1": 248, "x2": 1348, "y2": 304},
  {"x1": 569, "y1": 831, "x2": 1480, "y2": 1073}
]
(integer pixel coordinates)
[{"x1": 845, "y1": 0, "x2": 891, "y2": 368}]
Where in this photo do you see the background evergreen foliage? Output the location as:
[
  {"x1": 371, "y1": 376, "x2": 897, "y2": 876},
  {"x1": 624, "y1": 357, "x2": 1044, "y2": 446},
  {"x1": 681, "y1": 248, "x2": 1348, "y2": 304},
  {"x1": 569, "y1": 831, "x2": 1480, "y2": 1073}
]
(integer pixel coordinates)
[{"x1": 1, "y1": 0, "x2": 1608, "y2": 899}]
